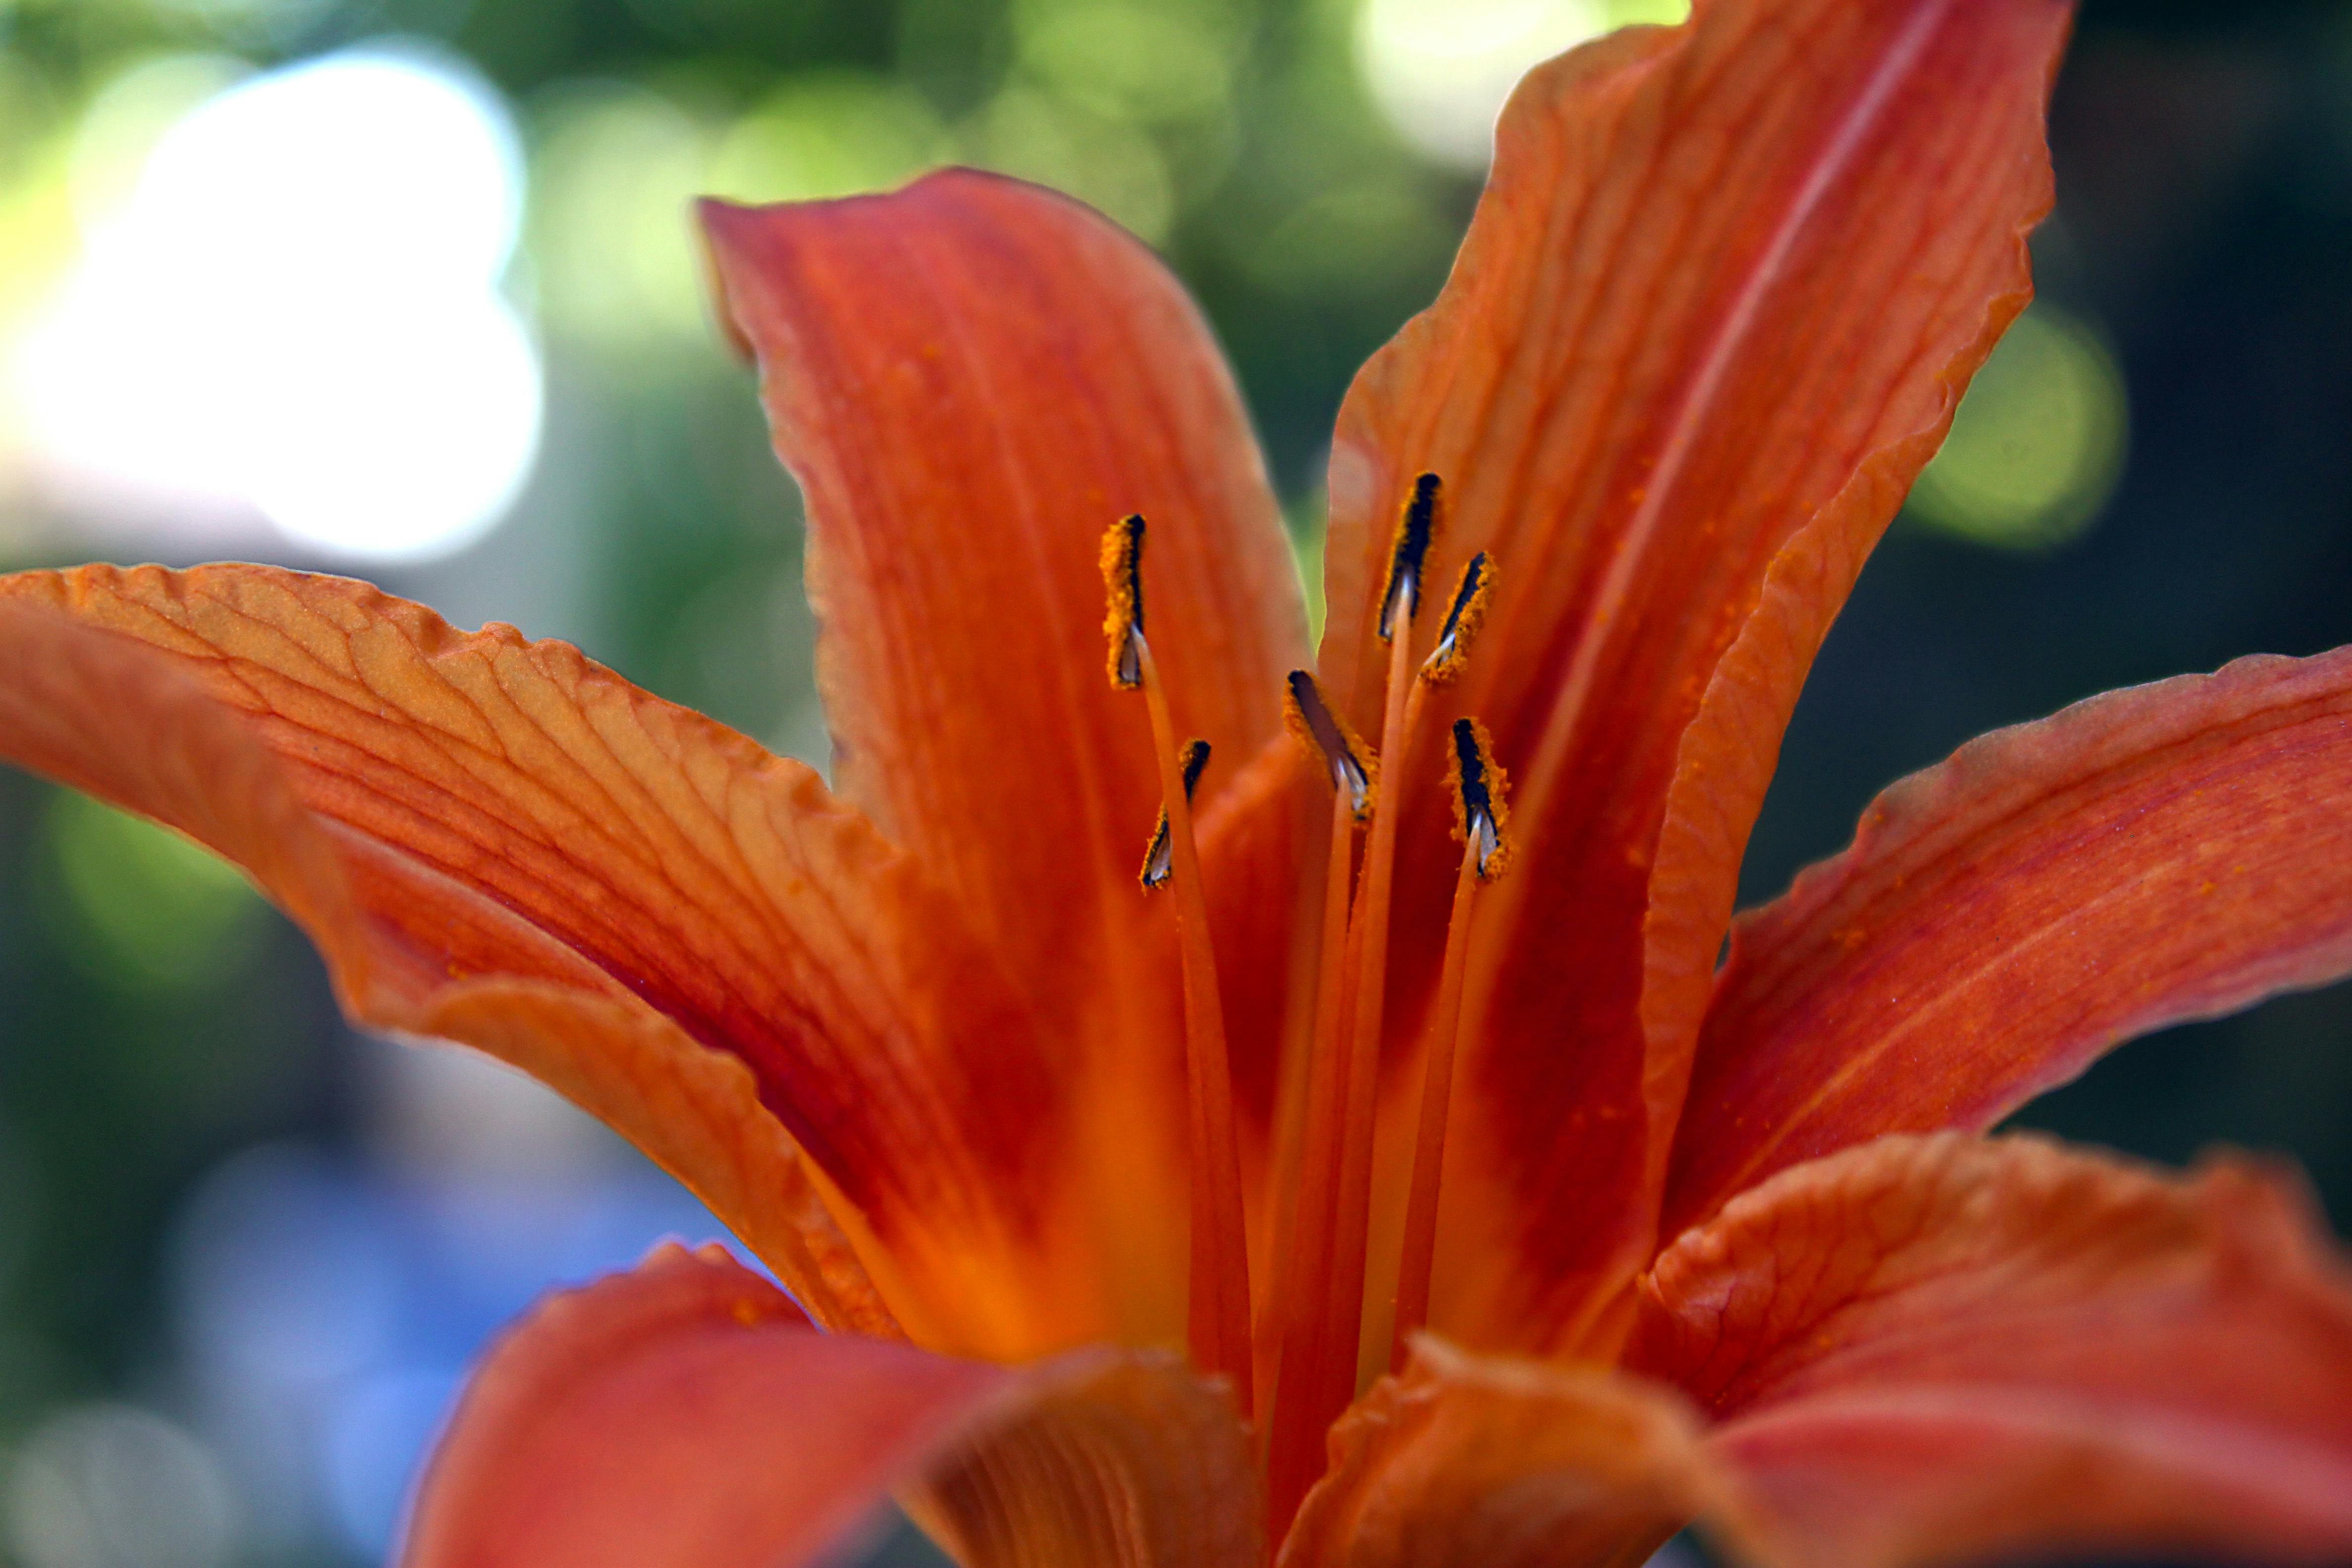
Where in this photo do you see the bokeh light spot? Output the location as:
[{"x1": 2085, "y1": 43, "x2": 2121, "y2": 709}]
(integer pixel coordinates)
[
  {"x1": 968, "y1": 86, "x2": 1174, "y2": 242},
  {"x1": 323, "y1": 1367, "x2": 462, "y2": 1556},
  {"x1": 1244, "y1": 186, "x2": 1454, "y2": 298},
  {"x1": 708, "y1": 73, "x2": 951, "y2": 203},
  {"x1": 144, "y1": 0, "x2": 341, "y2": 51},
  {"x1": 12, "y1": 47, "x2": 540, "y2": 562},
  {"x1": 529, "y1": 82, "x2": 717, "y2": 348},
  {"x1": 1014, "y1": 0, "x2": 1239, "y2": 126},
  {"x1": 1355, "y1": 0, "x2": 1686, "y2": 168},
  {"x1": 1908, "y1": 303, "x2": 2129, "y2": 551},
  {"x1": 4, "y1": 1404, "x2": 241, "y2": 1568},
  {"x1": 44, "y1": 791, "x2": 266, "y2": 989},
  {"x1": 63, "y1": 54, "x2": 249, "y2": 236},
  {"x1": 1357, "y1": 0, "x2": 1603, "y2": 168}
]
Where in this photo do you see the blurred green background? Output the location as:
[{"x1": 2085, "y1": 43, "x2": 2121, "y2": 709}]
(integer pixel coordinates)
[{"x1": 0, "y1": 0, "x2": 2349, "y2": 1562}]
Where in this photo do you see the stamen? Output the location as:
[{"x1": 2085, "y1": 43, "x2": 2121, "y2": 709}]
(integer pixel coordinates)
[
  {"x1": 1103, "y1": 515, "x2": 1251, "y2": 1414},
  {"x1": 1272, "y1": 472, "x2": 1439, "y2": 1520},
  {"x1": 1419, "y1": 551, "x2": 1494, "y2": 688},
  {"x1": 1139, "y1": 739, "x2": 1210, "y2": 890},
  {"x1": 1267, "y1": 717, "x2": 1371, "y2": 1526},
  {"x1": 1101, "y1": 512, "x2": 1146, "y2": 689},
  {"x1": 1284, "y1": 670, "x2": 1377, "y2": 821},
  {"x1": 1376, "y1": 472, "x2": 1443, "y2": 643},
  {"x1": 1315, "y1": 539, "x2": 1428, "y2": 1438},
  {"x1": 1392, "y1": 718, "x2": 1513, "y2": 1366}
]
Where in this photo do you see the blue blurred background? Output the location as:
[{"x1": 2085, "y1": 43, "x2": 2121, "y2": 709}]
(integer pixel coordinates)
[{"x1": 0, "y1": 0, "x2": 2347, "y2": 1563}]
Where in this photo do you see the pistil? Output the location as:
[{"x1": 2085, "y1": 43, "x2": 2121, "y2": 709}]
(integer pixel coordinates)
[
  {"x1": 1102, "y1": 515, "x2": 1253, "y2": 1413},
  {"x1": 1391, "y1": 717, "x2": 1511, "y2": 1366}
]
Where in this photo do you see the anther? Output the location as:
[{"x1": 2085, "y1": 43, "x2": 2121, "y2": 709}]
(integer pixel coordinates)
[
  {"x1": 1101, "y1": 512, "x2": 1146, "y2": 688},
  {"x1": 1419, "y1": 551, "x2": 1493, "y2": 687},
  {"x1": 1139, "y1": 739, "x2": 1210, "y2": 889},
  {"x1": 1284, "y1": 670, "x2": 1377, "y2": 821},
  {"x1": 1449, "y1": 717, "x2": 1513, "y2": 880},
  {"x1": 1377, "y1": 472, "x2": 1443, "y2": 643}
]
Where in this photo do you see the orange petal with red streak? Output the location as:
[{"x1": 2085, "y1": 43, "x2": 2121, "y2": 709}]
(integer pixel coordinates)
[
  {"x1": 1198, "y1": 733, "x2": 1318, "y2": 1160},
  {"x1": 0, "y1": 567, "x2": 1090, "y2": 1355},
  {"x1": 1277, "y1": 1338, "x2": 1725, "y2": 1568},
  {"x1": 910, "y1": 1346, "x2": 1264, "y2": 1568},
  {"x1": 1631, "y1": 1133, "x2": 2352, "y2": 1568},
  {"x1": 704, "y1": 175, "x2": 1308, "y2": 1335},
  {"x1": 1667, "y1": 647, "x2": 2352, "y2": 1235},
  {"x1": 1312, "y1": 0, "x2": 2070, "y2": 1348},
  {"x1": 402, "y1": 1244, "x2": 949, "y2": 1567},
  {"x1": 404, "y1": 1244, "x2": 1263, "y2": 1568},
  {"x1": 701, "y1": 171, "x2": 1305, "y2": 1047}
]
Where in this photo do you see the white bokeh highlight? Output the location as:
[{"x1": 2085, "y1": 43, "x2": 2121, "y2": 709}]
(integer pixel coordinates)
[
  {"x1": 13, "y1": 48, "x2": 541, "y2": 563},
  {"x1": 1355, "y1": 0, "x2": 1606, "y2": 168}
]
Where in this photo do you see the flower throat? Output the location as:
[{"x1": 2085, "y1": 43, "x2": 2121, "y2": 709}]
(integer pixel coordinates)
[{"x1": 1101, "y1": 478, "x2": 1508, "y2": 1532}]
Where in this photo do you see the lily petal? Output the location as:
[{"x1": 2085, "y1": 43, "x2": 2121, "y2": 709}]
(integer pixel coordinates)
[
  {"x1": 1667, "y1": 648, "x2": 2352, "y2": 1235},
  {"x1": 402, "y1": 1244, "x2": 952, "y2": 1567},
  {"x1": 0, "y1": 567, "x2": 1088, "y2": 1355},
  {"x1": 1278, "y1": 1339, "x2": 1723, "y2": 1568},
  {"x1": 417, "y1": 984, "x2": 896, "y2": 1337},
  {"x1": 405, "y1": 1243, "x2": 1262, "y2": 1568},
  {"x1": 1198, "y1": 733, "x2": 1318, "y2": 1153},
  {"x1": 1318, "y1": 0, "x2": 2069, "y2": 1346},
  {"x1": 911, "y1": 1344, "x2": 1265, "y2": 1568},
  {"x1": 701, "y1": 171, "x2": 1306, "y2": 1050},
  {"x1": 1631, "y1": 1133, "x2": 2352, "y2": 1568}
]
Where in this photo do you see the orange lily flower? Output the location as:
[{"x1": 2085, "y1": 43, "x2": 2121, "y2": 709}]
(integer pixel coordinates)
[{"x1": 5, "y1": 0, "x2": 2352, "y2": 1563}]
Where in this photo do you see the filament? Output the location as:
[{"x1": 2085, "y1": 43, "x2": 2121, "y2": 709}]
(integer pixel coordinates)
[
  {"x1": 1323, "y1": 593, "x2": 1423, "y2": 1402},
  {"x1": 1390, "y1": 839, "x2": 1480, "y2": 1365},
  {"x1": 1393, "y1": 716, "x2": 1511, "y2": 1363},
  {"x1": 1103, "y1": 514, "x2": 1251, "y2": 1411},
  {"x1": 1134, "y1": 638, "x2": 1253, "y2": 1416},
  {"x1": 1266, "y1": 711, "x2": 1369, "y2": 1528}
]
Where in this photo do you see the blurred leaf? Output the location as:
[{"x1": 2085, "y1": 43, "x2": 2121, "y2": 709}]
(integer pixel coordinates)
[
  {"x1": 41, "y1": 791, "x2": 265, "y2": 991},
  {"x1": 528, "y1": 79, "x2": 717, "y2": 347},
  {"x1": 709, "y1": 71, "x2": 951, "y2": 201},
  {"x1": 1013, "y1": 0, "x2": 1244, "y2": 126},
  {"x1": 964, "y1": 84, "x2": 1175, "y2": 240},
  {"x1": 1908, "y1": 303, "x2": 2129, "y2": 552}
]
